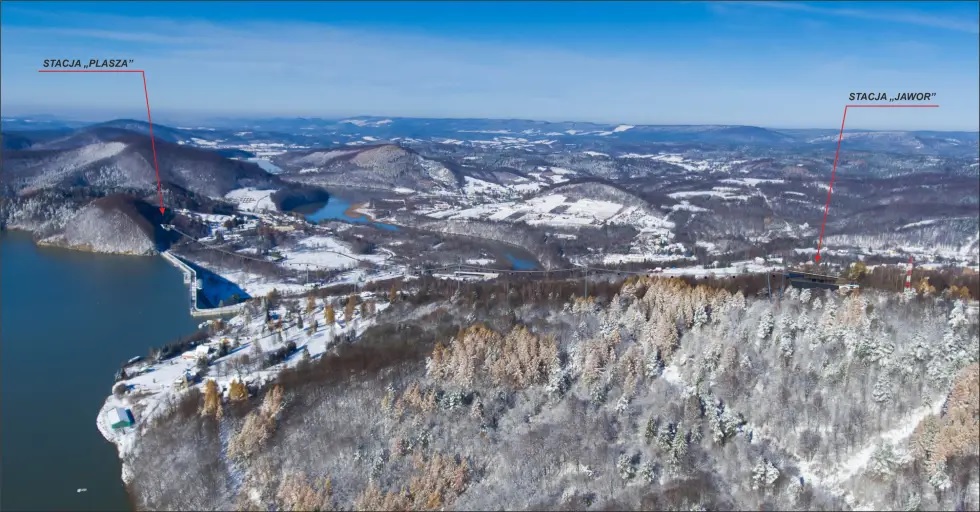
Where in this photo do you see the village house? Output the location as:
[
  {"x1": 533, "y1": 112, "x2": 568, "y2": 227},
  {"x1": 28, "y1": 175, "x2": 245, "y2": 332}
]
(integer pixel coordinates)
[
  {"x1": 107, "y1": 407, "x2": 135, "y2": 430},
  {"x1": 181, "y1": 344, "x2": 212, "y2": 360}
]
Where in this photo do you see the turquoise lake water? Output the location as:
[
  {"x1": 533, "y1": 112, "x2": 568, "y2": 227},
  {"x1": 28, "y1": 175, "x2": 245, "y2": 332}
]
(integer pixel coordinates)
[
  {"x1": 306, "y1": 196, "x2": 400, "y2": 231},
  {"x1": 0, "y1": 232, "x2": 200, "y2": 511},
  {"x1": 505, "y1": 252, "x2": 539, "y2": 270}
]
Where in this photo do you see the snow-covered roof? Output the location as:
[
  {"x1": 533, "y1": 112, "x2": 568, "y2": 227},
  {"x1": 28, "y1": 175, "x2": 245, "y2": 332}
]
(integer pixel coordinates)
[{"x1": 107, "y1": 407, "x2": 131, "y2": 424}]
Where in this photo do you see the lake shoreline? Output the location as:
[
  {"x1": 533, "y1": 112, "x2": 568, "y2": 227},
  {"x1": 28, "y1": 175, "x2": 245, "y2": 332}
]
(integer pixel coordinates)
[
  {"x1": 0, "y1": 233, "x2": 202, "y2": 511},
  {"x1": 343, "y1": 201, "x2": 375, "y2": 222},
  {"x1": 1, "y1": 225, "x2": 159, "y2": 257}
]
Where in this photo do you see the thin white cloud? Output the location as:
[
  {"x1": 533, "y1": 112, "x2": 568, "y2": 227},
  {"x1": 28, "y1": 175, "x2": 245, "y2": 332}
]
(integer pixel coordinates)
[
  {"x1": 731, "y1": 1, "x2": 979, "y2": 34},
  {"x1": 1, "y1": 8, "x2": 976, "y2": 130}
]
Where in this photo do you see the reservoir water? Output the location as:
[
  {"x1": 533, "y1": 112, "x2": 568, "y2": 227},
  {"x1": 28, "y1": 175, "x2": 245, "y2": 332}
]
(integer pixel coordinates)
[
  {"x1": 306, "y1": 196, "x2": 400, "y2": 231},
  {"x1": 505, "y1": 252, "x2": 539, "y2": 270},
  {"x1": 0, "y1": 232, "x2": 200, "y2": 511}
]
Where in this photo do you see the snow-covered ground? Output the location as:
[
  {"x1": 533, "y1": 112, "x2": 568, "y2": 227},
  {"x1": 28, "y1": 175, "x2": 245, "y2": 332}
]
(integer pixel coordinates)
[
  {"x1": 224, "y1": 188, "x2": 278, "y2": 212},
  {"x1": 668, "y1": 189, "x2": 752, "y2": 201},
  {"x1": 719, "y1": 178, "x2": 786, "y2": 187},
  {"x1": 280, "y1": 236, "x2": 388, "y2": 269},
  {"x1": 425, "y1": 193, "x2": 671, "y2": 234},
  {"x1": 659, "y1": 347, "x2": 947, "y2": 512},
  {"x1": 98, "y1": 293, "x2": 393, "y2": 482},
  {"x1": 619, "y1": 153, "x2": 714, "y2": 172}
]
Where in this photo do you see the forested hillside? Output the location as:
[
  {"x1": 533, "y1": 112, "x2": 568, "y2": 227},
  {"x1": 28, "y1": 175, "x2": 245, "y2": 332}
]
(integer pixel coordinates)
[{"x1": 125, "y1": 277, "x2": 978, "y2": 511}]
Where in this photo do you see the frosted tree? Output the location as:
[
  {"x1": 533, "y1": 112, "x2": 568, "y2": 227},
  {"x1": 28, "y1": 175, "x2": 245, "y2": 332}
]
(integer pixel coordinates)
[
  {"x1": 692, "y1": 305, "x2": 709, "y2": 329},
  {"x1": 729, "y1": 291, "x2": 747, "y2": 313},
  {"x1": 867, "y1": 442, "x2": 901, "y2": 478},
  {"x1": 657, "y1": 421, "x2": 677, "y2": 451},
  {"x1": 544, "y1": 360, "x2": 570, "y2": 399},
  {"x1": 902, "y1": 492, "x2": 921, "y2": 512},
  {"x1": 940, "y1": 300, "x2": 977, "y2": 373},
  {"x1": 871, "y1": 375, "x2": 893, "y2": 404},
  {"x1": 617, "y1": 453, "x2": 639, "y2": 480},
  {"x1": 819, "y1": 296, "x2": 838, "y2": 331},
  {"x1": 709, "y1": 403, "x2": 744, "y2": 445},
  {"x1": 784, "y1": 477, "x2": 805, "y2": 507},
  {"x1": 910, "y1": 331, "x2": 930, "y2": 362},
  {"x1": 645, "y1": 348, "x2": 665, "y2": 378},
  {"x1": 927, "y1": 460, "x2": 952, "y2": 491},
  {"x1": 670, "y1": 427, "x2": 689, "y2": 467},
  {"x1": 615, "y1": 395, "x2": 631, "y2": 415},
  {"x1": 750, "y1": 458, "x2": 780, "y2": 492},
  {"x1": 639, "y1": 462, "x2": 658, "y2": 484},
  {"x1": 757, "y1": 310, "x2": 774, "y2": 343},
  {"x1": 779, "y1": 334, "x2": 795, "y2": 360},
  {"x1": 799, "y1": 288, "x2": 812, "y2": 305},
  {"x1": 787, "y1": 286, "x2": 800, "y2": 302},
  {"x1": 796, "y1": 313, "x2": 818, "y2": 350}
]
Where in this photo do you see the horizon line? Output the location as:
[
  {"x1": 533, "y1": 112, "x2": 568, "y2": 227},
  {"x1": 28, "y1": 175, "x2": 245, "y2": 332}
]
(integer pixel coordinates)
[{"x1": 2, "y1": 112, "x2": 977, "y2": 134}]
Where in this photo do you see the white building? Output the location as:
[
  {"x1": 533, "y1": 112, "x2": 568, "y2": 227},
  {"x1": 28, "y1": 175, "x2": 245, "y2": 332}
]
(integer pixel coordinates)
[{"x1": 107, "y1": 407, "x2": 134, "y2": 429}]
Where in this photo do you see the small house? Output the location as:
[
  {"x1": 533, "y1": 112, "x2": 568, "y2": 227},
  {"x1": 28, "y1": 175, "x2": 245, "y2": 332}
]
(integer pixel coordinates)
[
  {"x1": 174, "y1": 371, "x2": 197, "y2": 390},
  {"x1": 182, "y1": 344, "x2": 213, "y2": 360},
  {"x1": 173, "y1": 376, "x2": 188, "y2": 390},
  {"x1": 107, "y1": 407, "x2": 135, "y2": 430}
]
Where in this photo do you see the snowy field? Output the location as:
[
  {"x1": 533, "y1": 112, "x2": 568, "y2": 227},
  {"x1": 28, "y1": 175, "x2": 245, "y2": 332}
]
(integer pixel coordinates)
[
  {"x1": 424, "y1": 193, "x2": 671, "y2": 234},
  {"x1": 619, "y1": 153, "x2": 713, "y2": 172},
  {"x1": 668, "y1": 188, "x2": 752, "y2": 201},
  {"x1": 224, "y1": 188, "x2": 278, "y2": 212},
  {"x1": 279, "y1": 236, "x2": 388, "y2": 269}
]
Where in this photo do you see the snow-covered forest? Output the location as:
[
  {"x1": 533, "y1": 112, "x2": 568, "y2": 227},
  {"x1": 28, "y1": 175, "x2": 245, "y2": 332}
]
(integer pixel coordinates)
[{"x1": 125, "y1": 276, "x2": 979, "y2": 511}]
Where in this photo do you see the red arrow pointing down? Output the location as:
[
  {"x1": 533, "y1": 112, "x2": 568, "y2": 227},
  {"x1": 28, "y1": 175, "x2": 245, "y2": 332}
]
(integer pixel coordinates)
[
  {"x1": 38, "y1": 69, "x2": 166, "y2": 214},
  {"x1": 814, "y1": 104, "x2": 939, "y2": 263}
]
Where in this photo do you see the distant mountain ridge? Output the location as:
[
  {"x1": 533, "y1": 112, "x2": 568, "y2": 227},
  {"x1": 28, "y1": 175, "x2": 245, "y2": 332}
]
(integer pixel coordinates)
[
  {"x1": 4, "y1": 116, "x2": 977, "y2": 158},
  {"x1": 1, "y1": 129, "x2": 285, "y2": 198},
  {"x1": 272, "y1": 143, "x2": 461, "y2": 192}
]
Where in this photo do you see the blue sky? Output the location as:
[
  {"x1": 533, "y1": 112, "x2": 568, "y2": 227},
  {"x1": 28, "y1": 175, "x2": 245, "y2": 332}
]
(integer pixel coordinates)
[{"x1": 1, "y1": 1, "x2": 977, "y2": 130}]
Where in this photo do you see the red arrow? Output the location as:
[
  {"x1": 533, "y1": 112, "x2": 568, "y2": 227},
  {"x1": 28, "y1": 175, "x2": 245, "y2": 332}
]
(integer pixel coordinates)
[
  {"x1": 814, "y1": 104, "x2": 939, "y2": 263},
  {"x1": 814, "y1": 106, "x2": 849, "y2": 263},
  {"x1": 141, "y1": 71, "x2": 166, "y2": 215},
  {"x1": 38, "y1": 69, "x2": 166, "y2": 214}
]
